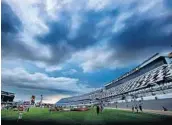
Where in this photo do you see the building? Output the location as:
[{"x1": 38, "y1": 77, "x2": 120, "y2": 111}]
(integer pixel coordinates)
[{"x1": 56, "y1": 52, "x2": 172, "y2": 110}]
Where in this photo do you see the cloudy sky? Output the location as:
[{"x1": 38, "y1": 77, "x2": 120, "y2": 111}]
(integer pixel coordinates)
[{"x1": 1, "y1": 0, "x2": 172, "y2": 103}]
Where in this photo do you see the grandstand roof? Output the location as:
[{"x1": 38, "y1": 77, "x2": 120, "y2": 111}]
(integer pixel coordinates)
[
  {"x1": 1, "y1": 91, "x2": 15, "y2": 96},
  {"x1": 105, "y1": 53, "x2": 166, "y2": 87}
]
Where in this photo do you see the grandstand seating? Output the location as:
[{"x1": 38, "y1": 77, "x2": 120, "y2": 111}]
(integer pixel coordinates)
[{"x1": 56, "y1": 54, "x2": 172, "y2": 107}]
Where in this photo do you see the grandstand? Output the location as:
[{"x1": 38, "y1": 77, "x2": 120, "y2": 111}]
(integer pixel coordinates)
[
  {"x1": 1, "y1": 91, "x2": 15, "y2": 103},
  {"x1": 56, "y1": 52, "x2": 172, "y2": 110}
]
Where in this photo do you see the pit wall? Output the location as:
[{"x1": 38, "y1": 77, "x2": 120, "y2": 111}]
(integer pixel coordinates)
[{"x1": 108, "y1": 98, "x2": 172, "y2": 111}]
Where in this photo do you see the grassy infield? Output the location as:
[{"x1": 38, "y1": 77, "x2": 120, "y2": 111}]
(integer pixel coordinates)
[{"x1": 1, "y1": 107, "x2": 172, "y2": 124}]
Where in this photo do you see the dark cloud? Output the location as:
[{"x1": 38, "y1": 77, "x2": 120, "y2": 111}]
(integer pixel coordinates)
[
  {"x1": 1, "y1": 2, "x2": 52, "y2": 65},
  {"x1": 2, "y1": 0, "x2": 172, "y2": 69},
  {"x1": 67, "y1": 13, "x2": 98, "y2": 48},
  {"x1": 36, "y1": 10, "x2": 113, "y2": 48},
  {"x1": 46, "y1": 42, "x2": 74, "y2": 65},
  {"x1": 108, "y1": 13, "x2": 172, "y2": 63},
  {"x1": 1, "y1": 2, "x2": 23, "y2": 33},
  {"x1": 1, "y1": 32, "x2": 50, "y2": 63},
  {"x1": 1, "y1": 2, "x2": 32, "y2": 61},
  {"x1": 34, "y1": 10, "x2": 119, "y2": 65},
  {"x1": 68, "y1": 10, "x2": 118, "y2": 48},
  {"x1": 36, "y1": 21, "x2": 69, "y2": 45}
]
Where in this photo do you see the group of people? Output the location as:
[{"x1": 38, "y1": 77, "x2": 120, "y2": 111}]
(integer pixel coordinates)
[
  {"x1": 96, "y1": 104, "x2": 104, "y2": 115},
  {"x1": 132, "y1": 100, "x2": 143, "y2": 113}
]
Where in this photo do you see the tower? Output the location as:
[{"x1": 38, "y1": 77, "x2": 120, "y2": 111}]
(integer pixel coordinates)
[{"x1": 40, "y1": 95, "x2": 43, "y2": 107}]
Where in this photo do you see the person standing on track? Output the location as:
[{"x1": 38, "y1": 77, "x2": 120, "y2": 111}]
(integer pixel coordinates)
[
  {"x1": 100, "y1": 102, "x2": 104, "y2": 113},
  {"x1": 96, "y1": 105, "x2": 100, "y2": 115},
  {"x1": 49, "y1": 105, "x2": 52, "y2": 113},
  {"x1": 101, "y1": 104, "x2": 103, "y2": 113},
  {"x1": 139, "y1": 100, "x2": 143, "y2": 112},
  {"x1": 131, "y1": 100, "x2": 135, "y2": 113},
  {"x1": 17, "y1": 111, "x2": 23, "y2": 122},
  {"x1": 132, "y1": 104, "x2": 135, "y2": 113},
  {"x1": 135, "y1": 104, "x2": 139, "y2": 113},
  {"x1": 27, "y1": 107, "x2": 30, "y2": 112}
]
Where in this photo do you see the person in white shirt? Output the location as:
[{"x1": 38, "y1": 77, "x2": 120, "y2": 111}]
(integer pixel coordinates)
[{"x1": 17, "y1": 111, "x2": 23, "y2": 122}]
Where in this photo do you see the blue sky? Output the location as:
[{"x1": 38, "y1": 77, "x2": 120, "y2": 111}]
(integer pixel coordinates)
[{"x1": 1, "y1": 0, "x2": 172, "y2": 103}]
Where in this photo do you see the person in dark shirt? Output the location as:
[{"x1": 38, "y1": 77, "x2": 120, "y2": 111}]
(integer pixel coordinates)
[
  {"x1": 135, "y1": 104, "x2": 138, "y2": 113},
  {"x1": 49, "y1": 106, "x2": 52, "y2": 113},
  {"x1": 139, "y1": 100, "x2": 143, "y2": 112},
  {"x1": 100, "y1": 103, "x2": 104, "y2": 113},
  {"x1": 27, "y1": 107, "x2": 30, "y2": 112},
  {"x1": 132, "y1": 105, "x2": 135, "y2": 113},
  {"x1": 96, "y1": 105, "x2": 100, "y2": 115}
]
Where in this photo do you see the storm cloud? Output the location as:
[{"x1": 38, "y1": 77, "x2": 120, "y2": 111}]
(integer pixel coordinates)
[
  {"x1": 1, "y1": 0, "x2": 172, "y2": 101},
  {"x1": 2, "y1": 0, "x2": 172, "y2": 71}
]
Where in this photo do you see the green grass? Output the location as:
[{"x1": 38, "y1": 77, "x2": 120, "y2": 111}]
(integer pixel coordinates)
[{"x1": 1, "y1": 107, "x2": 172, "y2": 124}]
